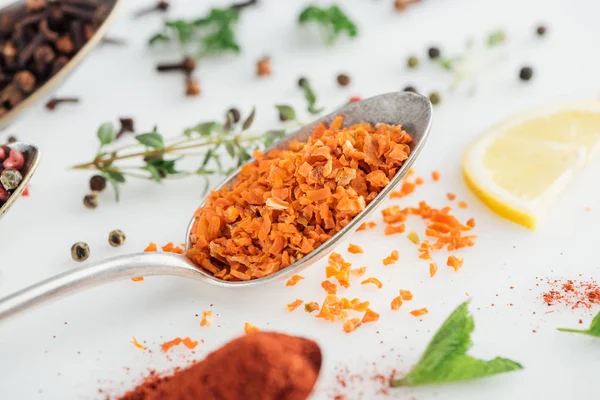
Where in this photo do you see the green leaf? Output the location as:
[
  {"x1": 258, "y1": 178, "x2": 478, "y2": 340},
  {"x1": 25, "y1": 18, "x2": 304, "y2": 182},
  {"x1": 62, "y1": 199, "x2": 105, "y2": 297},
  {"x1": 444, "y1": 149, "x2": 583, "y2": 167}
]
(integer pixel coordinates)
[
  {"x1": 165, "y1": 20, "x2": 195, "y2": 44},
  {"x1": 135, "y1": 132, "x2": 164, "y2": 149},
  {"x1": 275, "y1": 105, "x2": 297, "y2": 121},
  {"x1": 434, "y1": 58, "x2": 455, "y2": 71},
  {"x1": 143, "y1": 164, "x2": 163, "y2": 183},
  {"x1": 558, "y1": 312, "x2": 600, "y2": 337},
  {"x1": 300, "y1": 79, "x2": 323, "y2": 115},
  {"x1": 237, "y1": 146, "x2": 251, "y2": 165},
  {"x1": 487, "y1": 30, "x2": 505, "y2": 47},
  {"x1": 390, "y1": 301, "x2": 523, "y2": 387},
  {"x1": 225, "y1": 141, "x2": 235, "y2": 157},
  {"x1": 102, "y1": 170, "x2": 126, "y2": 202},
  {"x1": 262, "y1": 130, "x2": 285, "y2": 148},
  {"x1": 149, "y1": 32, "x2": 170, "y2": 45},
  {"x1": 298, "y1": 5, "x2": 358, "y2": 45},
  {"x1": 242, "y1": 107, "x2": 256, "y2": 130},
  {"x1": 184, "y1": 121, "x2": 220, "y2": 137},
  {"x1": 97, "y1": 122, "x2": 116, "y2": 146}
]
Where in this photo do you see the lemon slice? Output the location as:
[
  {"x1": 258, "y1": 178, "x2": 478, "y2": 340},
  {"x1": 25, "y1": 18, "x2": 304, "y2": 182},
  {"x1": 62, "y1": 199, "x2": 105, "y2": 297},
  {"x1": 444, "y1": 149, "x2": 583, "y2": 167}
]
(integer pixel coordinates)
[{"x1": 463, "y1": 102, "x2": 600, "y2": 229}]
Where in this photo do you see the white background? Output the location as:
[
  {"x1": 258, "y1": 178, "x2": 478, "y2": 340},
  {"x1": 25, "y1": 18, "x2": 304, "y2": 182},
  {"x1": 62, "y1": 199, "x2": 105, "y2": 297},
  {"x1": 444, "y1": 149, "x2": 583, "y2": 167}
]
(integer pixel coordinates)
[{"x1": 1, "y1": 0, "x2": 600, "y2": 398}]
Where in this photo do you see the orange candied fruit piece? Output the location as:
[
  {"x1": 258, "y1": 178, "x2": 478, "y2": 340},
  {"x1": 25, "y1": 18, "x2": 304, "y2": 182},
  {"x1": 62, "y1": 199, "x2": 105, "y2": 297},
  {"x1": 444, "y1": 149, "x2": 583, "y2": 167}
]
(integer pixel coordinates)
[
  {"x1": 131, "y1": 276, "x2": 144, "y2": 282},
  {"x1": 161, "y1": 338, "x2": 182, "y2": 352},
  {"x1": 350, "y1": 266, "x2": 367, "y2": 277},
  {"x1": 200, "y1": 310, "x2": 213, "y2": 327},
  {"x1": 382, "y1": 250, "x2": 399, "y2": 266},
  {"x1": 304, "y1": 301, "x2": 319, "y2": 313},
  {"x1": 286, "y1": 275, "x2": 304, "y2": 286},
  {"x1": 429, "y1": 262, "x2": 438, "y2": 277},
  {"x1": 343, "y1": 318, "x2": 362, "y2": 333},
  {"x1": 144, "y1": 243, "x2": 157, "y2": 252},
  {"x1": 244, "y1": 322, "x2": 260, "y2": 334},
  {"x1": 361, "y1": 277, "x2": 383, "y2": 288},
  {"x1": 347, "y1": 243, "x2": 364, "y2": 254},
  {"x1": 321, "y1": 280, "x2": 338, "y2": 295},
  {"x1": 357, "y1": 221, "x2": 377, "y2": 231},
  {"x1": 458, "y1": 201, "x2": 468, "y2": 209},
  {"x1": 286, "y1": 299, "x2": 304, "y2": 312},
  {"x1": 351, "y1": 298, "x2": 370, "y2": 312},
  {"x1": 161, "y1": 242, "x2": 174, "y2": 252},
  {"x1": 432, "y1": 171, "x2": 440, "y2": 181},
  {"x1": 407, "y1": 230, "x2": 420, "y2": 244},
  {"x1": 182, "y1": 337, "x2": 198, "y2": 349},
  {"x1": 400, "y1": 290, "x2": 413, "y2": 301},
  {"x1": 362, "y1": 308, "x2": 380, "y2": 323},
  {"x1": 384, "y1": 224, "x2": 405, "y2": 236},
  {"x1": 391, "y1": 296, "x2": 403, "y2": 311},
  {"x1": 447, "y1": 255, "x2": 464, "y2": 271},
  {"x1": 466, "y1": 218, "x2": 476, "y2": 228},
  {"x1": 132, "y1": 336, "x2": 146, "y2": 350},
  {"x1": 446, "y1": 193, "x2": 456, "y2": 201},
  {"x1": 410, "y1": 308, "x2": 429, "y2": 317},
  {"x1": 415, "y1": 177, "x2": 424, "y2": 185}
]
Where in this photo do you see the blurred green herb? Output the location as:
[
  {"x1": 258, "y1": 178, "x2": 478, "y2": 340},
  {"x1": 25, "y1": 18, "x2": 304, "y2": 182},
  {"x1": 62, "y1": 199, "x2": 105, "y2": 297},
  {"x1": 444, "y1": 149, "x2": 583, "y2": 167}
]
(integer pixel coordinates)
[
  {"x1": 558, "y1": 312, "x2": 600, "y2": 337},
  {"x1": 298, "y1": 5, "x2": 358, "y2": 45},
  {"x1": 487, "y1": 30, "x2": 505, "y2": 47},
  {"x1": 390, "y1": 301, "x2": 523, "y2": 387},
  {"x1": 300, "y1": 79, "x2": 323, "y2": 114},
  {"x1": 73, "y1": 108, "x2": 288, "y2": 201}
]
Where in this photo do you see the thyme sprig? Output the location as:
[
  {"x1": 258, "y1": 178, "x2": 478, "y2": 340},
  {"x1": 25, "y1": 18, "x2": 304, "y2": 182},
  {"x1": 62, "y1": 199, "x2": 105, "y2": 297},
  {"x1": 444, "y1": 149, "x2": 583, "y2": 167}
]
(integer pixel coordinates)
[
  {"x1": 298, "y1": 5, "x2": 358, "y2": 45},
  {"x1": 72, "y1": 109, "x2": 286, "y2": 201}
]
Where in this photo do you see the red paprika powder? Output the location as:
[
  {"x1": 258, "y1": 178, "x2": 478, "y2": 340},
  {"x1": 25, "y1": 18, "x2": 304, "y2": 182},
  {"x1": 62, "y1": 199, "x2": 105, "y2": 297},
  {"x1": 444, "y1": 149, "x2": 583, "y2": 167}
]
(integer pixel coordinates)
[{"x1": 119, "y1": 331, "x2": 322, "y2": 400}]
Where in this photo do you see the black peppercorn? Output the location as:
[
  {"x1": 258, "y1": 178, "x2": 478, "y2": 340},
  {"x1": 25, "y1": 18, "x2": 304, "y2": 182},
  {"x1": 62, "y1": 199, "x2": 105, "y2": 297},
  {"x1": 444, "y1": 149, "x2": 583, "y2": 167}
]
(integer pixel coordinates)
[
  {"x1": 403, "y1": 86, "x2": 417, "y2": 93},
  {"x1": 428, "y1": 47, "x2": 441, "y2": 59},
  {"x1": 536, "y1": 25, "x2": 546, "y2": 37},
  {"x1": 71, "y1": 242, "x2": 90, "y2": 262},
  {"x1": 109, "y1": 229, "x2": 126, "y2": 247},
  {"x1": 298, "y1": 77, "x2": 307, "y2": 88},
  {"x1": 336, "y1": 74, "x2": 351, "y2": 87},
  {"x1": 428, "y1": 91, "x2": 441, "y2": 105},
  {"x1": 519, "y1": 66, "x2": 533, "y2": 81},
  {"x1": 89, "y1": 175, "x2": 106, "y2": 192},
  {"x1": 227, "y1": 108, "x2": 241, "y2": 123},
  {"x1": 83, "y1": 192, "x2": 98, "y2": 209},
  {"x1": 407, "y1": 56, "x2": 419, "y2": 69},
  {"x1": 7, "y1": 136, "x2": 17, "y2": 143}
]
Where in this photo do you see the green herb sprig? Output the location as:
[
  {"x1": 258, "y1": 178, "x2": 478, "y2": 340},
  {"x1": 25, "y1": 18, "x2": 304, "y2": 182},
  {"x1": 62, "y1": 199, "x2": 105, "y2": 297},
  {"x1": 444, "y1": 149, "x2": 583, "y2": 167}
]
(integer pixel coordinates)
[
  {"x1": 300, "y1": 78, "x2": 323, "y2": 114},
  {"x1": 558, "y1": 312, "x2": 600, "y2": 337},
  {"x1": 73, "y1": 109, "x2": 286, "y2": 201},
  {"x1": 298, "y1": 5, "x2": 358, "y2": 45},
  {"x1": 390, "y1": 301, "x2": 523, "y2": 387}
]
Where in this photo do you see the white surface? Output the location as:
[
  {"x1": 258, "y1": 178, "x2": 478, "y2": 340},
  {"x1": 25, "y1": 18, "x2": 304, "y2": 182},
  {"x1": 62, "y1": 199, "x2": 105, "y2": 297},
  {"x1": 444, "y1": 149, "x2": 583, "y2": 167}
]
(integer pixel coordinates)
[{"x1": 1, "y1": 0, "x2": 600, "y2": 399}]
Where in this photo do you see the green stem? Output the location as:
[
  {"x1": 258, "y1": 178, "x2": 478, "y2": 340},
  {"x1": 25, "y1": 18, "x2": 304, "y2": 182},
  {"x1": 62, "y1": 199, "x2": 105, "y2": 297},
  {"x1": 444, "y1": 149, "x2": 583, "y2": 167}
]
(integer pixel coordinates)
[{"x1": 557, "y1": 328, "x2": 587, "y2": 334}]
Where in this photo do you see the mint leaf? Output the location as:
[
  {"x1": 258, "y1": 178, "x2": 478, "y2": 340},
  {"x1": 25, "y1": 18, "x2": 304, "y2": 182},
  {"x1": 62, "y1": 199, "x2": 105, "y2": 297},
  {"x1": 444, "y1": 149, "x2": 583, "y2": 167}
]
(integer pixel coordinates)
[
  {"x1": 299, "y1": 5, "x2": 358, "y2": 45},
  {"x1": 558, "y1": 312, "x2": 600, "y2": 337},
  {"x1": 135, "y1": 132, "x2": 164, "y2": 149},
  {"x1": 275, "y1": 105, "x2": 297, "y2": 121},
  {"x1": 390, "y1": 301, "x2": 523, "y2": 387},
  {"x1": 98, "y1": 122, "x2": 116, "y2": 146}
]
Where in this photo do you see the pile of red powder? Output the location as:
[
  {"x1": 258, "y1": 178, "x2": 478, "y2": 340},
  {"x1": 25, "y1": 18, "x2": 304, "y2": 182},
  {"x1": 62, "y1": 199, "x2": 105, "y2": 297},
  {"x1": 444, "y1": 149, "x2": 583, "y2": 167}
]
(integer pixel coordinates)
[{"x1": 540, "y1": 278, "x2": 600, "y2": 309}]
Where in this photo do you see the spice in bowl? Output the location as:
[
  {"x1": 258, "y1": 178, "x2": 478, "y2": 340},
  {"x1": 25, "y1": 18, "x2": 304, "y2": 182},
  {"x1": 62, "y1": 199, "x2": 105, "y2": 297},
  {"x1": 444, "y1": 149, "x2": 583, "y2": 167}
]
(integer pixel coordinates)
[
  {"x1": 0, "y1": 144, "x2": 26, "y2": 205},
  {"x1": 187, "y1": 116, "x2": 412, "y2": 281}
]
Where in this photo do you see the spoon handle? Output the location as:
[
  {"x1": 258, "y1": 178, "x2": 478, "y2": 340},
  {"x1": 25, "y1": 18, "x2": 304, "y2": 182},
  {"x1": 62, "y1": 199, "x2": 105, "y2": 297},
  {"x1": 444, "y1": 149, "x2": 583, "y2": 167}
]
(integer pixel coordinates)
[{"x1": 0, "y1": 252, "x2": 198, "y2": 323}]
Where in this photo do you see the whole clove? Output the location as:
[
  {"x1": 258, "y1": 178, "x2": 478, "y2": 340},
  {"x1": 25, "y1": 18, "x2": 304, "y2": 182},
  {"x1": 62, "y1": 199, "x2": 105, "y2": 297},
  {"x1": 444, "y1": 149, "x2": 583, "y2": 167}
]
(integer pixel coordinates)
[
  {"x1": 231, "y1": 0, "x2": 258, "y2": 11},
  {"x1": 100, "y1": 36, "x2": 126, "y2": 46},
  {"x1": 156, "y1": 57, "x2": 197, "y2": 74},
  {"x1": 45, "y1": 96, "x2": 80, "y2": 110},
  {"x1": 116, "y1": 117, "x2": 135, "y2": 138},
  {"x1": 133, "y1": 1, "x2": 169, "y2": 19}
]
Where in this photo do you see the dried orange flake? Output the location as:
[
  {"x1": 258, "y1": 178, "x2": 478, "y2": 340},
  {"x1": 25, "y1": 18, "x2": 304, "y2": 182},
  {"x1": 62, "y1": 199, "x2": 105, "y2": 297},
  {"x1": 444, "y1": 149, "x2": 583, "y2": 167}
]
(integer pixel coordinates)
[
  {"x1": 350, "y1": 266, "x2": 367, "y2": 277},
  {"x1": 182, "y1": 337, "x2": 198, "y2": 349},
  {"x1": 244, "y1": 322, "x2": 260, "y2": 334},
  {"x1": 446, "y1": 193, "x2": 456, "y2": 201},
  {"x1": 410, "y1": 308, "x2": 429, "y2": 317},
  {"x1": 161, "y1": 242, "x2": 174, "y2": 252},
  {"x1": 304, "y1": 301, "x2": 320, "y2": 313},
  {"x1": 415, "y1": 177, "x2": 424, "y2": 185},
  {"x1": 432, "y1": 171, "x2": 440, "y2": 181},
  {"x1": 343, "y1": 318, "x2": 362, "y2": 333},
  {"x1": 200, "y1": 310, "x2": 213, "y2": 327},
  {"x1": 286, "y1": 299, "x2": 304, "y2": 312},
  {"x1": 466, "y1": 218, "x2": 475, "y2": 228},
  {"x1": 391, "y1": 296, "x2": 403, "y2": 310},
  {"x1": 352, "y1": 298, "x2": 370, "y2": 312},
  {"x1": 400, "y1": 290, "x2": 413, "y2": 301},
  {"x1": 321, "y1": 280, "x2": 338, "y2": 295},
  {"x1": 144, "y1": 243, "x2": 157, "y2": 252},
  {"x1": 384, "y1": 224, "x2": 406, "y2": 235},
  {"x1": 447, "y1": 255, "x2": 464, "y2": 271},
  {"x1": 429, "y1": 262, "x2": 438, "y2": 277},
  {"x1": 407, "y1": 230, "x2": 420, "y2": 244},
  {"x1": 357, "y1": 221, "x2": 377, "y2": 231},
  {"x1": 132, "y1": 336, "x2": 146, "y2": 350},
  {"x1": 347, "y1": 243, "x2": 364, "y2": 254},
  {"x1": 161, "y1": 337, "x2": 197, "y2": 352},
  {"x1": 361, "y1": 277, "x2": 383, "y2": 288},
  {"x1": 362, "y1": 308, "x2": 380, "y2": 323},
  {"x1": 131, "y1": 276, "x2": 144, "y2": 282},
  {"x1": 458, "y1": 201, "x2": 468, "y2": 209},
  {"x1": 286, "y1": 275, "x2": 304, "y2": 286},
  {"x1": 187, "y1": 117, "x2": 412, "y2": 281},
  {"x1": 382, "y1": 250, "x2": 399, "y2": 266}
]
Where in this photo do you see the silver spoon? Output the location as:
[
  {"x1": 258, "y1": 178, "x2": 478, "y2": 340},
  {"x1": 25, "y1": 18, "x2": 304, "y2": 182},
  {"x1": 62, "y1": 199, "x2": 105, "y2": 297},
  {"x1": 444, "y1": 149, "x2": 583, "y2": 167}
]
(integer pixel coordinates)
[
  {"x1": 0, "y1": 92, "x2": 432, "y2": 323},
  {"x1": 0, "y1": 142, "x2": 41, "y2": 220}
]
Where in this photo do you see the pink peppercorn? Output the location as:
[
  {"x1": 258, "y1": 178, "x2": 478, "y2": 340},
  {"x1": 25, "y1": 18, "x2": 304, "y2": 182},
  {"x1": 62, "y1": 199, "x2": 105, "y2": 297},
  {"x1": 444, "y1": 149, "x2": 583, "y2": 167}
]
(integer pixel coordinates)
[
  {"x1": 3, "y1": 149, "x2": 24, "y2": 170},
  {"x1": 0, "y1": 187, "x2": 9, "y2": 201},
  {"x1": 0, "y1": 146, "x2": 5, "y2": 162}
]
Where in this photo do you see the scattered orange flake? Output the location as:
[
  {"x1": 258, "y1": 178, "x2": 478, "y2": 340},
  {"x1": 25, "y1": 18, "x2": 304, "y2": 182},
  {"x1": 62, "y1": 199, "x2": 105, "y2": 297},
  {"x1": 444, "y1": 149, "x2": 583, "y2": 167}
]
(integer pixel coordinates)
[
  {"x1": 182, "y1": 337, "x2": 198, "y2": 349},
  {"x1": 349, "y1": 96, "x2": 362, "y2": 103},
  {"x1": 144, "y1": 243, "x2": 157, "y2": 252},
  {"x1": 357, "y1": 221, "x2": 377, "y2": 231},
  {"x1": 286, "y1": 275, "x2": 304, "y2": 286},
  {"x1": 407, "y1": 230, "x2": 420, "y2": 244},
  {"x1": 340, "y1": 297, "x2": 353, "y2": 309},
  {"x1": 350, "y1": 266, "x2": 367, "y2": 277},
  {"x1": 361, "y1": 277, "x2": 383, "y2": 288},
  {"x1": 343, "y1": 318, "x2": 362, "y2": 333},
  {"x1": 466, "y1": 218, "x2": 475, "y2": 228},
  {"x1": 161, "y1": 337, "x2": 197, "y2": 352},
  {"x1": 410, "y1": 308, "x2": 429, "y2": 317},
  {"x1": 321, "y1": 280, "x2": 338, "y2": 295},
  {"x1": 382, "y1": 205, "x2": 408, "y2": 223},
  {"x1": 384, "y1": 224, "x2": 405, "y2": 235},
  {"x1": 305, "y1": 301, "x2": 319, "y2": 313},
  {"x1": 362, "y1": 308, "x2": 380, "y2": 323},
  {"x1": 458, "y1": 201, "x2": 468, "y2": 209},
  {"x1": 391, "y1": 296, "x2": 403, "y2": 310},
  {"x1": 348, "y1": 244, "x2": 364, "y2": 254},
  {"x1": 429, "y1": 262, "x2": 438, "y2": 277},
  {"x1": 161, "y1": 242, "x2": 174, "y2": 252},
  {"x1": 383, "y1": 250, "x2": 399, "y2": 266},
  {"x1": 244, "y1": 322, "x2": 260, "y2": 334},
  {"x1": 432, "y1": 171, "x2": 440, "y2": 181},
  {"x1": 585, "y1": 207, "x2": 592, "y2": 211},
  {"x1": 200, "y1": 310, "x2": 213, "y2": 327},
  {"x1": 447, "y1": 255, "x2": 464, "y2": 271},
  {"x1": 22, "y1": 187, "x2": 29, "y2": 196},
  {"x1": 131, "y1": 276, "x2": 144, "y2": 282},
  {"x1": 415, "y1": 177, "x2": 424, "y2": 185},
  {"x1": 400, "y1": 290, "x2": 413, "y2": 301},
  {"x1": 132, "y1": 337, "x2": 146, "y2": 350},
  {"x1": 447, "y1": 193, "x2": 456, "y2": 201},
  {"x1": 351, "y1": 298, "x2": 370, "y2": 312},
  {"x1": 390, "y1": 181, "x2": 416, "y2": 198},
  {"x1": 286, "y1": 299, "x2": 304, "y2": 312},
  {"x1": 172, "y1": 246, "x2": 185, "y2": 254},
  {"x1": 325, "y1": 265, "x2": 338, "y2": 278}
]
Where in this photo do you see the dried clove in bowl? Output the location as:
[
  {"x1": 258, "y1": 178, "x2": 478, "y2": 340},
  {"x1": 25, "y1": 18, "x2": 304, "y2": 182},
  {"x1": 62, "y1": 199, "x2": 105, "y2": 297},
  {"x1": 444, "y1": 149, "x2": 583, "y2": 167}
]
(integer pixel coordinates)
[{"x1": 0, "y1": 0, "x2": 121, "y2": 129}]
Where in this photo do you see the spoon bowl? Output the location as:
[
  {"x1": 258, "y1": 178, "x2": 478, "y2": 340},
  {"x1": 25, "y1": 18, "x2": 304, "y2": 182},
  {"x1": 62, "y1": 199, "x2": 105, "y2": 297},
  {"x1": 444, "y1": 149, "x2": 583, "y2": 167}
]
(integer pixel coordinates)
[
  {"x1": 0, "y1": 142, "x2": 40, "y2": 220},
  {"x1": 0, "y1": 91, "x2": 432, "y2": 322}
]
